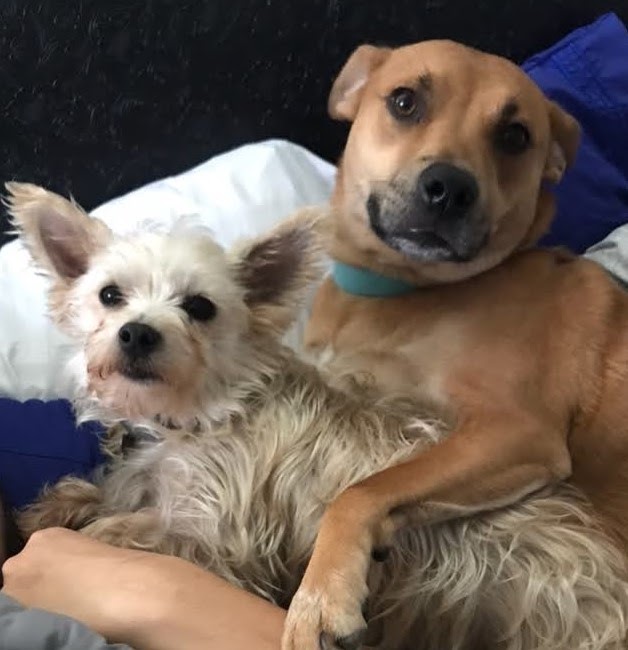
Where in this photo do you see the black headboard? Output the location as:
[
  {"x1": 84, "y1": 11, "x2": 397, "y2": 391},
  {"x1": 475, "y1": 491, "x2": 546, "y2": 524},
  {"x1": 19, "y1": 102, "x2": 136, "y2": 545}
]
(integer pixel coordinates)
[{"x1": 1, "y1": 0, "x2": 626, "y2": 246}]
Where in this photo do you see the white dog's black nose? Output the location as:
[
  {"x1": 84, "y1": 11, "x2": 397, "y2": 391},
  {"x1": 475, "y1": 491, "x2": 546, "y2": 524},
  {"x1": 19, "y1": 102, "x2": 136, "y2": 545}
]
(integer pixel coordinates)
[
  {"x1": 118, "y1": 322, "x2": 162, "y2": 358},
  {"x1": 418, "y1": 163, "x2": 479, "y2": 219}
]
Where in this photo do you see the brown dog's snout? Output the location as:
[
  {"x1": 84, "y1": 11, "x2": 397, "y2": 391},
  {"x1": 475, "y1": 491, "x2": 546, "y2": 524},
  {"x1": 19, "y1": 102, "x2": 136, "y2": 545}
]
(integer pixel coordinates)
[
  {"x1": 367, "y1": 162, "x2": 488, "y2": 264},
  {"x1": 418, "y1": 163, "x2": 479, "y2": 221}
]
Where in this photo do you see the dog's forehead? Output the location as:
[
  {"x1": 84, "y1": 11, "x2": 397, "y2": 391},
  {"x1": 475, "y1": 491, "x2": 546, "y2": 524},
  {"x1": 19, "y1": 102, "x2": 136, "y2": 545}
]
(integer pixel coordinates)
[
  {"x1": 373, "y1": 40, "x2": 545, "y2": 113},
  {"x1": 93, "y1": 232, "x2": 237, "y2": 295}
]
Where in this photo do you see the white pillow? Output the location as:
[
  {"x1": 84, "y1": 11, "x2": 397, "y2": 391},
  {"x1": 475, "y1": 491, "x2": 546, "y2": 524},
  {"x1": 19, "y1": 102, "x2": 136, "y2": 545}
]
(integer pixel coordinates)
[{"x1": 0, "y1": 139, "x2": 336, "y2": 401}]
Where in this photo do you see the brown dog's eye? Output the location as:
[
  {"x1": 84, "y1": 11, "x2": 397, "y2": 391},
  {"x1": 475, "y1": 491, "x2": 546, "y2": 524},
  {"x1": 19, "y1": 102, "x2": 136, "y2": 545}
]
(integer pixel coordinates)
[
  {"x1": 181, "y1": 295, "x2": 217, "y2": 322},
  {"x1": 387, "y1": 87, "x2": 420, "y2": 121},
  {"x1": 99, "y1": 284, "x2": 124, "y2": 307},
  {"x1": 495, "y1": 122, "x2": 531, "y2": 155}
]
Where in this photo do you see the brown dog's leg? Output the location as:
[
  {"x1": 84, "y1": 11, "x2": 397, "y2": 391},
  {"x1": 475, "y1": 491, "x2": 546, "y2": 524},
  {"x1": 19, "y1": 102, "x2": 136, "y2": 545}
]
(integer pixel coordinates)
[
  {"x1": 17, "y1": 477, "x2": 104, "y2": 538},
  {"x1": 282, "y1": 408, "x2": 571, "y2": 650}
]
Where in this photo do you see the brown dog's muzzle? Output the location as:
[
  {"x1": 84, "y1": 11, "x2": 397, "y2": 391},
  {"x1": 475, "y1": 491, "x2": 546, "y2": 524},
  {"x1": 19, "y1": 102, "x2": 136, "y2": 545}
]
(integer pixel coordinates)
[{"x1": 367, "y1": 162, "x2": 489, "y2": 263}]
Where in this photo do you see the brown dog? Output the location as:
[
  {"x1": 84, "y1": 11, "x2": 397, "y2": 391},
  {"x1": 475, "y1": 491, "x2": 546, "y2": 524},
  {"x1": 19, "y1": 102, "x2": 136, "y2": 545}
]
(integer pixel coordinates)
[{"x1": 282, "y1": 41, "x2": 628, "y2": 649}]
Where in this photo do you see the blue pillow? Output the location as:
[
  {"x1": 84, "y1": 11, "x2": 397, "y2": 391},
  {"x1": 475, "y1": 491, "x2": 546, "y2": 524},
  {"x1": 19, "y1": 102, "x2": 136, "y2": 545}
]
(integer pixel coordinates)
[
  {"x1": 0, "y1": 399, "x2": 104, "y2": 510},
  {"x1": 523, "y1": 13, "x2": 628, "y2": 253}
]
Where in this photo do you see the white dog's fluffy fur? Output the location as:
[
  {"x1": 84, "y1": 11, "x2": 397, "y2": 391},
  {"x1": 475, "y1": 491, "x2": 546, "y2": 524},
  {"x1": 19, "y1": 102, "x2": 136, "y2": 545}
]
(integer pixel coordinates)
[{"x1": 8, "y1": 181, "x2": 628, "y2": 650}]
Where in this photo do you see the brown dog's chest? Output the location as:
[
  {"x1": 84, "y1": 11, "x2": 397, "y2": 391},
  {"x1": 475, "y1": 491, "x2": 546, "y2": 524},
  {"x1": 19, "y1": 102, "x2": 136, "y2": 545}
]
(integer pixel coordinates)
[
  {"x1": 307, "y1": 249, "x2": 628, "y2": 545},
  {"x1": 307, "y1": 293, "x2": 462, "y2": 403},
  {"x1": 306, "y1": 251, "x2": 612, "y2": 423}
]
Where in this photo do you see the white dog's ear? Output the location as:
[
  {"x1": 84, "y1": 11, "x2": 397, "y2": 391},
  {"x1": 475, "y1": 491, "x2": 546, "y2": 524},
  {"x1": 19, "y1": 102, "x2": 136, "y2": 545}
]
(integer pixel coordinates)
[
  {"x1": 232, "y1": 207, "x2": 328, "y2": 333},
  {"x1": 328, "y1": 44, "x2": 392, "y2": 121},
  {"x1": 5, "y1": 182, "x2": 112, "y2": 281}
]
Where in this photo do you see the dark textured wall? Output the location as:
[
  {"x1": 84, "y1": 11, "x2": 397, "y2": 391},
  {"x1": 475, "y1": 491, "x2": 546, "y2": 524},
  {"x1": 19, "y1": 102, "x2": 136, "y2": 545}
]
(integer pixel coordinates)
[{"x1": 1, "y1": 0, "x2": 627, "y2": 245}]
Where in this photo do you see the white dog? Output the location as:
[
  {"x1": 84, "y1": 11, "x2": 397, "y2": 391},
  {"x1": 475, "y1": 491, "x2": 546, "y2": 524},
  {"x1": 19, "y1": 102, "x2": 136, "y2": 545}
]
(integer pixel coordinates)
[{"x1": 8, "y1": 182, "x2": 628, "y2": 650}]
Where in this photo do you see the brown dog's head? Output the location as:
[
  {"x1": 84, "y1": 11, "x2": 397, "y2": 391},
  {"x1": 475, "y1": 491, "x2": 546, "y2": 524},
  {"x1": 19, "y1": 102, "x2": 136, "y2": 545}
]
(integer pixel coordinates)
[{"x1": 329, "y1": 40, "x2": 580, "y2": 284}]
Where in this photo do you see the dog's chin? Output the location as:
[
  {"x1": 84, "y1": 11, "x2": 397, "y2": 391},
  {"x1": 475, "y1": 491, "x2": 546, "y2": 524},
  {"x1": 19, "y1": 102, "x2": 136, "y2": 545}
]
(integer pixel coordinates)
[
  {"x1": 369, "y1": 219, "x2": 487, "y2": 265},
  {"x1": 387, "y1": 232, "x2": 466, "y2": 263},
  {"x1": 372, "y1": 225, "x2": 487, "y2": 263},
  {"x1": 119, "y1": 364, "x2": 162, "y2": 384},
  {"x1": 88, "y1": 365, "x2": 169, "y2": 420}
]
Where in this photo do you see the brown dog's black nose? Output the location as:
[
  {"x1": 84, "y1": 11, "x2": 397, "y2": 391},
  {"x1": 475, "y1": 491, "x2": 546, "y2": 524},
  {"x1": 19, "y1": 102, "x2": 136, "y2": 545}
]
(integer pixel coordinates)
[
  {"x1": 118, "y1": 322, "x2": 162, "y2": 358},
  {"x1": 418, "y1": 163, "x2": 479, "y2": 218}
]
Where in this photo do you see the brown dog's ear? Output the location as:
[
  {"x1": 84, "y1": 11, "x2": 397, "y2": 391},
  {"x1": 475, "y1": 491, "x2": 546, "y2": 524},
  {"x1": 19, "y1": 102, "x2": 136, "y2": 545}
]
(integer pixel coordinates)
[
  {"x1": 543, "y1": 101, "x2": 581, "y2": 184},
  {"x1": 232, "y1": 207, "x2": 328, "y2": 333},
  {"x1": 5, "y1": 182, "x2": 111, "y2": 282},
  {"x1": 329, "y1": 45, "x2": 392, "y2": 121}
]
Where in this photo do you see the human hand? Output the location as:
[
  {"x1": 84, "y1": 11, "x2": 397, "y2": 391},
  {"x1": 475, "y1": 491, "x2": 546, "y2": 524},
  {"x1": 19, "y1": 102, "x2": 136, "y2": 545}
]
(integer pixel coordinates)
[{"x1": 2, "y1": 527, "x2": 168, "y2": 643}]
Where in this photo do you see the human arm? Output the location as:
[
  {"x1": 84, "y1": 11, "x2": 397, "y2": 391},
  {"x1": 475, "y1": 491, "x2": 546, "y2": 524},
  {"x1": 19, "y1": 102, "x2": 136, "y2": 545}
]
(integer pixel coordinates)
[{"x1": 2, "y1": 528, "x2": 285, "y2": 650}]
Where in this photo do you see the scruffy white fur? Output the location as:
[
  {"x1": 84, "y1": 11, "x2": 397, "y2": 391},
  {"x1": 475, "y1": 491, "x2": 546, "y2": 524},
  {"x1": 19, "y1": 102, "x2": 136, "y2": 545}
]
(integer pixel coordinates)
[{"x1": 8, "y1": 181, "x2": 628, "y2": 650}]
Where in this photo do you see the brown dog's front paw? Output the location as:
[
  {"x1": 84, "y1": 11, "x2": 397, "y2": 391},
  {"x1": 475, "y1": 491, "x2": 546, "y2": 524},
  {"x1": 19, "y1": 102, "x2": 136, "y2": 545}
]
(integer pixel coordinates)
[
  {"x1": 283, "y1": 489, "x2": 378, "y2": 650},
  {"x1": 321, "y1": 628, "x2": 368, "y2": 650},
  {"x1": 282, "y1": 580, "x2": 369, "y2": 650}
]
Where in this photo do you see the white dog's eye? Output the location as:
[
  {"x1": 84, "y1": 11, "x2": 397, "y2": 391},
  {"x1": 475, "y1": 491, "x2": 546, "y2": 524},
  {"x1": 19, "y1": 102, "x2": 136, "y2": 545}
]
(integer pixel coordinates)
[
  {"x1": 99, "y1": 284, "x2": 124, "y2": 307},
  {"x1": 181, "y1": 295, "x2": 217, "y2": 322}
]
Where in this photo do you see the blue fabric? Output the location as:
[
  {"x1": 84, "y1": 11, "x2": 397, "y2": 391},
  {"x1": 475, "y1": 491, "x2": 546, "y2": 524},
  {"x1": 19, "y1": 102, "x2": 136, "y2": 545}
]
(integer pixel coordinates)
[
  {"x1": 523, "y1": 13, "x2": 628, "y2": 253},
  {"x1": 0, "y1": 399, "x2": 104, "y2": 510},
  {"x1": 1, "y1": 13, "x2": 628, "y2": 513}
]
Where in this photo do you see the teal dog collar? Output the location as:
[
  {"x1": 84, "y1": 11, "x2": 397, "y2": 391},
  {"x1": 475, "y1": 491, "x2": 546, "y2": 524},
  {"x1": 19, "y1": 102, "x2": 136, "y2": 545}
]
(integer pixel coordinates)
[{"x1": 332, "y1": 261, "x2": 417, "y2": 297}]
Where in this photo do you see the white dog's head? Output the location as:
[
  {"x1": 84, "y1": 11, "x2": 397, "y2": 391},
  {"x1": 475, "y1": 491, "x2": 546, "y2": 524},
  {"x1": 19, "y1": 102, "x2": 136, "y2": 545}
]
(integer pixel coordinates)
[{"x1": 7, "y1": 182, "x2": 323, "y2": 424}]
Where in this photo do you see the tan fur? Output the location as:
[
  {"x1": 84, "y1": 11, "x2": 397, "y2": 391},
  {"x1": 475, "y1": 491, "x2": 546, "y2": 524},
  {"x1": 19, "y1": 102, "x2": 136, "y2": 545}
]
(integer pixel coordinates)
[
  {"x1": 296, "y1": 39, "x2": 628, "y2": 649},
  {"x1": 9, "y1": 182, "x2": 628, "y2": 650}
]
